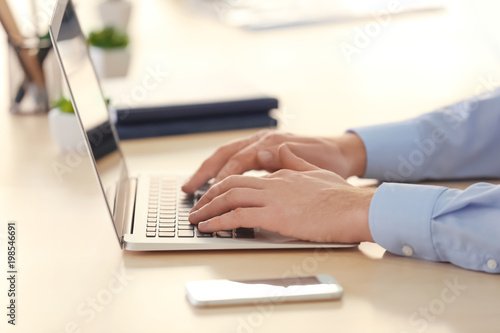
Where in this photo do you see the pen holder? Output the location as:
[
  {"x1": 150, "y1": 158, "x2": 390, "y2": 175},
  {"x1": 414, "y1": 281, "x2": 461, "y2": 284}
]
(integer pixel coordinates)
[{"x1": 7, "y1": 38, "x2": 62, "y2": 114}]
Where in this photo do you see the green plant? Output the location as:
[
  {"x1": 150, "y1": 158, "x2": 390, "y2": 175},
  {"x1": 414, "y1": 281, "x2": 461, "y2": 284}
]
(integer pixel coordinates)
[
  {"x1": 88, "y1": 27, "x2": 129, "y2": 49},
  {"x1": 55, "y1": 96, "x2": 74, "y2": 113},
  {"x1": 55, "y1": 97, "x2": 111, "y2": 113}
]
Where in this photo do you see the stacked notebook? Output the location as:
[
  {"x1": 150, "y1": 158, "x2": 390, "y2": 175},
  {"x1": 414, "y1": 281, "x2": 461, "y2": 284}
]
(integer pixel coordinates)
[
  {"x1": 113, "y1": 97, "x2": 278, "y2": 140},
  {"x1": 102, "y1": 72, "x2": 279, "y2": 140}
]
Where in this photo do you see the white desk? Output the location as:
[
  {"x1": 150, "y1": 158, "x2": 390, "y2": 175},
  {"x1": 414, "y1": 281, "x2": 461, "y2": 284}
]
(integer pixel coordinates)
[{"x1": 1, "y1": 1, "x2": 500, "y2": 332}]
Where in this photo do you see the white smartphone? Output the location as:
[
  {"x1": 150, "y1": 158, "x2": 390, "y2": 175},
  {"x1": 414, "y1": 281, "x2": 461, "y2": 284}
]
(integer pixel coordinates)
[{"x1": 185, "y1": 274, "x2": 343, "y2": 307}]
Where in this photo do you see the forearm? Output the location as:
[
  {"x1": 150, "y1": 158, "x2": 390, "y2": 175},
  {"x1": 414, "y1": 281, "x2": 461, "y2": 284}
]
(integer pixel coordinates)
[{"x1": 351, "y1": 91, "x2": 500, "y2": 181}]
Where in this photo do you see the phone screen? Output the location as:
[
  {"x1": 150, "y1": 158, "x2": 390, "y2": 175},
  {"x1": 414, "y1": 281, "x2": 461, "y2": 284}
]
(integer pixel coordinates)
[{"x1": 185, "y1": 275, "x2": 342, "y2": 307}]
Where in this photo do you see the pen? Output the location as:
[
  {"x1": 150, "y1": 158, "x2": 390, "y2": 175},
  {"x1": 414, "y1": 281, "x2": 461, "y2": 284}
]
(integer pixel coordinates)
[
  {"x1": 0, "y1": 0, "x2": 45, "y2": 86},
  {"x1": 14, "y1": 33, "x2": 52, "y2": 104}
]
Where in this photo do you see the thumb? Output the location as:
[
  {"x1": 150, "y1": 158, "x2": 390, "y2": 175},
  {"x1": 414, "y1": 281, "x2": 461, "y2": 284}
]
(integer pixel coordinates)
[{"x1": 278, "y1": 144, "x2": 319, "y2": 172}]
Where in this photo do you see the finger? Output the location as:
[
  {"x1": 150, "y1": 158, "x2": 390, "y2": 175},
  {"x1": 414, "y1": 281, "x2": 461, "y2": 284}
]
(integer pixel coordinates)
[
  {"x1": 182, "y1": 133, "x2": 268, "y2": 193},
  {"x1": 196, "y1": 207, "x2": 270, "y2": 232},
  {"x1": 278, "y1": 144, "x2": 319, "y2": 172},
  {"x1": 189, "y1": 188, "x2": 265, "y2": 224},
  {"x1": 215, "y1": 131, "x2": 317, "y2": 182},
  {"x1": 257, "y1": 142, "x2": 323, "y2": 171},
  {"x1": 212, "y1": 142, "x2": 271, "y2": 184},
  {"x1": 212, "y1": 132, "x2": 296, "y2": 183},
  {"x1": 191, "y1": 175, "x2": 266, "y2": 212}
]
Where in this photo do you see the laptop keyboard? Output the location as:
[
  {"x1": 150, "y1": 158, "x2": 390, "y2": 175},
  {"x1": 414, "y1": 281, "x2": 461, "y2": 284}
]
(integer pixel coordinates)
[{"x1": 145, "y1": 177, "x2": 254, "y2": 239}]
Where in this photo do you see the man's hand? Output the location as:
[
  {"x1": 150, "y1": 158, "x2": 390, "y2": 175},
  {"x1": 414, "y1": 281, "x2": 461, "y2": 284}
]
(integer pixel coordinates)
[
  {"x1": 182, "y1": 130, "x2": 367, "y2": 194},
  {"x1": 189, "y1": 145, "x2": 375, "y2": 243}
]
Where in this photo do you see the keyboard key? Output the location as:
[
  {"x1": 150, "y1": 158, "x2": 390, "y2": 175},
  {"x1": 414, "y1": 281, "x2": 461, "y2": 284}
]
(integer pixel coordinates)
[
  {"x1": 160, "y1": 205, "x2": 176, "y2": 209},
  {"x1": 197, "y1": 230, "x2": 213, "y2": 238},
  {"x1": 146, "y1": 223, "x2": 157, "y2": 228},
  {"x1": 235, "y1": 228, "x2": 255, "y2": 239},
  {"x1": 178, "y1": 216, "x2": 189, "y2": 222},
  {"x1": 160, "y1": 214, "x2": 176, "y2": 219},
  {"x1": 159, "y1": 227, "x2": 175, "y2": 233},
  {"x1": 216, "y1": 230, "x2": 233, "y2": 238},
  {"x1": 160, "y1": 190, "x2": 174, "y2": 194},
  {"x1": 177, "y1": 220, "x2": 191, "y2": 225},
  {"x1": 178, "y1": 230, "x2": 194, "y2": 237},
  {"x1": 178, "y1": 224, "x2": 194, "y2": 230},
  {"x1": 159, "y1": 231, "x2": 175, "y2": 238},
  {"x1": 159, "y1": 218, "x2": 175, "y2": 223},
  {"x1": 146, "y1": 232, "x2": 156, "y2": 237},
  {"x1": 159, "y1": 222, "x2": 175, "y2": 227},
  {"x1": 146, "y1": 227, "x2": 156, "y2": 233},
  {"x1": 161, "y1": 191, "x2": 176, "y2": 195},
  {"x1": 147, "y1": 218, "x2": 157, "y2": 223}
]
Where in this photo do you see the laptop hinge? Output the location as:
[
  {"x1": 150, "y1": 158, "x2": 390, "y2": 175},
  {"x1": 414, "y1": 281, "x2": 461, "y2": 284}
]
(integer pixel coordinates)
[{"x1": 120, "y1": 178, "x2": 137, "y2": 246}]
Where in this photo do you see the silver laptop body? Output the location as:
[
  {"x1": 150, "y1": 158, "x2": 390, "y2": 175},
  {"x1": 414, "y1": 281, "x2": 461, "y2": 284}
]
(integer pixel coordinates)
[{"x1": 49, "y1": 0, "x2": 355, "y2": 251}]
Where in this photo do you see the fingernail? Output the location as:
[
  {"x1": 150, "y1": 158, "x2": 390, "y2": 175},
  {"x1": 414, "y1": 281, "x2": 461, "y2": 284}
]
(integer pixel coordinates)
[
  {"x1": 258, "y1": 150, "x2": 272, "y2": 163},
  {"x1": 198, "y1": 221, "x2": 208, "y2": 230}
]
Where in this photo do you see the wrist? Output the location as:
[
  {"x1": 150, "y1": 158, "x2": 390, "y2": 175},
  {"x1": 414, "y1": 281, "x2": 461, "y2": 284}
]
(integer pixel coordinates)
[
  {"x1": 339, "y1": 132, "x2": 368, "y2": 178},
  {"x1": 355, "y1": 187, "x2": 375, "y2": 242}
]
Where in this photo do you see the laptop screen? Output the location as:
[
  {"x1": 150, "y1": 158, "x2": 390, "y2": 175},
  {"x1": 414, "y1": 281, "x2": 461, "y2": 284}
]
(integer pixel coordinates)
[{"x1": 49, "y1": 0, "x2": 128, "y2": 240}]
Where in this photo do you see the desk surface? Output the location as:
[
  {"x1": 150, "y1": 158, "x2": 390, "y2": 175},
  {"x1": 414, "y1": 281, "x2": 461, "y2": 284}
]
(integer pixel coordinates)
[{"x1": 1, "y1": 1, "x2": 500, "y2": 332}]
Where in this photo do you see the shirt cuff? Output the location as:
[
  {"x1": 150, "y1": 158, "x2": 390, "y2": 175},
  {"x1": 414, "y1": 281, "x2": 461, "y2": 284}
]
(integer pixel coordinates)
[
  {"x1": 349, "y1": 120, "x2": 421, "y2": 181},
  {"x1": 369, "y1": 182, "x2": 447, "y2": 261}
]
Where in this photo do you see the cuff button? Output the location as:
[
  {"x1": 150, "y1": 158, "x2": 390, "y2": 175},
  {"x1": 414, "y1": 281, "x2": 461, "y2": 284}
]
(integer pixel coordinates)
[
  {"x1": 487, "y1": 259, "x2": 497, "y2": 270},
  {"x1": 402, "y1": 245, "x2": 414, "y2": 257}
]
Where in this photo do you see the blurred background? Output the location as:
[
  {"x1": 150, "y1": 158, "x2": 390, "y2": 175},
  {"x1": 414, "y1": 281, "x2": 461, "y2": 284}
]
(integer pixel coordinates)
[{"x1": 1, "y1": 0, "x2": 499, "y2": 135}]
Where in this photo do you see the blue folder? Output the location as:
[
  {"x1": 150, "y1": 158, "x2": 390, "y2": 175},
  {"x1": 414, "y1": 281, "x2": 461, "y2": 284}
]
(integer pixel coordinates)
[
  {"x1": 115, "y1": 112, "x2": 278, "y2": 140},
  {"x1": 115, "y1": 97, "x2": 279, "y2": 125},
  {"x1": 113, "y1": 96, "x2": 279, "y2": 140}
]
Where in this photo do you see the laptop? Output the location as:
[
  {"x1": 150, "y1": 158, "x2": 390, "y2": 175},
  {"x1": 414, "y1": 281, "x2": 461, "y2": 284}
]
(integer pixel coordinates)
[{"x1": 49, "y1": 0, "x2": 355, "y2": 251}]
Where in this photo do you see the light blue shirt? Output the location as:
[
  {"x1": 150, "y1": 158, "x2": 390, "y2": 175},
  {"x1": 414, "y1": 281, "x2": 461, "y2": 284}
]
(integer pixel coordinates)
[{"x1": 353, "y1": 91, "x2": 500, "y2": 273}]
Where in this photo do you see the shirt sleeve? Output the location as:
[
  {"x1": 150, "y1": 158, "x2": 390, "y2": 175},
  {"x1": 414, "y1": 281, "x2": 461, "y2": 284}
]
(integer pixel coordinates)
[
  {"x1": 369, "y1": 182, "x2": 500, "y2": 273},
  {"x1": 349, "y1": 91, "x2": 500, "y2": 272},
  {"x1": 350, "y1": 91, "x2": 500, "y2": 181}
]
